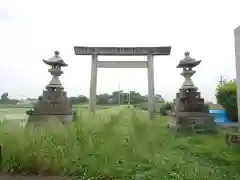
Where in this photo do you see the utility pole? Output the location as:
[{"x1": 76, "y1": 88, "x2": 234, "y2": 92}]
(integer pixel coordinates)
[
  {"x1": 128, "y1": 91, "x2": 131, "y2": 105},
  {"x1": 118, "y1": 92, "x2": 121, "y2": 105},
  {"x1": 219, "y1": 76, "x2": 224, "y2": 86},
  {"x1": 119, "y1": 91, "x2": 123, "y2": 105},
  {"x1": 118, "y1": 81, "x2": 121, "y2": 105}
]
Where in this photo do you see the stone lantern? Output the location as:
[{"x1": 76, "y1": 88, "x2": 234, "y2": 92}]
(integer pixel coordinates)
[
  {"x1": 26, "y1": 51, "x2": 75, "y2": 125},
  {"x1": 168, "y1": 52, "x2": 216, "y2": 133}
]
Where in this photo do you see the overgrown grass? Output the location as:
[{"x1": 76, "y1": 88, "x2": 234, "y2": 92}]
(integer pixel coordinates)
[
  {"x1": 134, "y1": 102, "x2": 164, "y2": 113},
  {"x1": 0, "y1": 107, "x2": 239, "y2": 179}
]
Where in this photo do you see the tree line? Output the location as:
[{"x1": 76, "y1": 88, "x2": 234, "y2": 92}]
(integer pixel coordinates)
[{"x1": 0, "y1": 91, "x2": 164, "y2": 105}]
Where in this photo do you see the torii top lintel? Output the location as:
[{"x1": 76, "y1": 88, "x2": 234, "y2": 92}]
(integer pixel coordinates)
[{"x1": 74, "y1": 46, "x2": 171, "y2": 56}]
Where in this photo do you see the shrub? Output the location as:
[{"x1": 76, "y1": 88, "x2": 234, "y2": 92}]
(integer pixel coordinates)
[
  {"x1": 215, "y1": 79, "x2": 238, "y2": 122},
  {"x1": 160, "y1": 102, "x2": 171, "y2": 116}
]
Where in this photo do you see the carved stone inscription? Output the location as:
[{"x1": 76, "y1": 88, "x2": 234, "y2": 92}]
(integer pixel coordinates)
[{"x1": 74, "y1": 46, "x2": 171, "y2": 56}]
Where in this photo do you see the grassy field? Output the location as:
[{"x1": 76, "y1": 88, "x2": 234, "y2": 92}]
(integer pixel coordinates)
[
  {"x1": 0, "y1": 106, "x2": 240, "y2": 180},
  {"x1": 134, "y1": 102, "x2": 164, "y2": 113},
  {"x1": 0, "y1": 106, "x2": 239, "y2": 179},
  {"x1": 0, "y1": 104, "x2": 112, "y2": 125}
]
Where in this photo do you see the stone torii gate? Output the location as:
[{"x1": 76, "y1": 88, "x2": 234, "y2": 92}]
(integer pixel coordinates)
[{"x1": 74, "y1": 46, "x2": 171, "y2": 120}]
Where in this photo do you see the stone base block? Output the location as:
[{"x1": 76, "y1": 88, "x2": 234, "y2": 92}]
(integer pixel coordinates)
[
  {"x1": 26, "y1": 114, "x2": 74, "y2": 128},
  {"x1": 225, "y1": 132, "x2": 240, "y2": 147},
  {"x1": 168, "y1": 113, "x2": 216, "y2": 134}
]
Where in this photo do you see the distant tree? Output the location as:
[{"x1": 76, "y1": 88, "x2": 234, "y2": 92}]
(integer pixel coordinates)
[
  {"x1": 69, "y1": 95, "x2": 88, "y2": 104},
  {"x1": 129, "y1": 91, "x2": 146, "y2": 104},
  {"x1": 78, "y1": 95, "x2": 88, "y2": 103},
  {"x1": 1, "y1": 92, "x2": 8, "y2": 101},
  {"x1": 216, "y1": 78, "x2": 238, "y2": 122},
  {"x1": 160, "y1": 102, "x2": 171, "y2": 116},
  {"x1": 0, "y1": 92, "x2": 18, "y2": 105},
  {"x1": 96, "y1": 93, "x2": 112, "y2": 104},
  {"x1": 69, "y1": 91, "x2": 162, "y2": 105}
]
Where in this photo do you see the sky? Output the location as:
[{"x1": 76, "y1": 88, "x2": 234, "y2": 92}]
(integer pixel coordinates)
[{"x1": 0, "y1": 0, "x2": 239, "y2": 102}]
